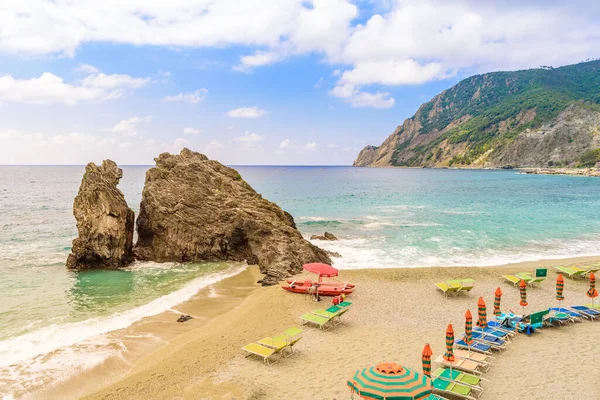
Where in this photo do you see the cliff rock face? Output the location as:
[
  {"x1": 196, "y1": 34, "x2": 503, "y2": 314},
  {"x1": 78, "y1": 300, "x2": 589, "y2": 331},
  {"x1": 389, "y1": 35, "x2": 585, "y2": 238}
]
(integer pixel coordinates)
[
  {"x1": 354, "y1": 60, "x2": 600, "y2": 168},
  {"x1": 134, "y1": 148, "x2": 331, "y2": 285},
  {"x1": 66, "y1": 160, "x2": 135, "y2": 270}
]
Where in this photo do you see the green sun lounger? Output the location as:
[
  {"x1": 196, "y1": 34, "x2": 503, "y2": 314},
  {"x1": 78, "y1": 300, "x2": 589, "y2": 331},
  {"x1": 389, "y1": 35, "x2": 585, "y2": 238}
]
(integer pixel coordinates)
[
  {"x1": 433, "y1": 377, "x2": 479, "y2": 400},
  {"x1": 555, "y1": 266, "x2": 586, "y2": 279},
  {"x1": 270, "y1": 333, "x2": 302, "y2": 357},
  {"x1": 300, "y1": 312, "x2": 332, "y2": 329},
  {"x1": 571, "y1": 266, "x2": 600, "y2": 276},
  {"x1": 433, "y1": 368, "x2": 486, "y2": 389},
  {"x1": 339, "y1": 301, "x2": 352, "y2": 307},
  {"x1": 242, "y1": 343, "x2": 279, "y2": 365}
]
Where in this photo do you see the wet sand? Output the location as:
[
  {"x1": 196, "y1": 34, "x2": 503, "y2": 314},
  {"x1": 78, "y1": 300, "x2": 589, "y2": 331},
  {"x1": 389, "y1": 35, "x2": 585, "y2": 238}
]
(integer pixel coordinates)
[{"x1": 54, "y1": 256, "x2": 600, "y2": 399}]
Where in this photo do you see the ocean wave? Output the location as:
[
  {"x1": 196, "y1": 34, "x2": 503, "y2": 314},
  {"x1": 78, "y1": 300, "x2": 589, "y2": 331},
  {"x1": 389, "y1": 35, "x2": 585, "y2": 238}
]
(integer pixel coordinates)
[{"x1": 0, "y1": 263, "x2": 247, "y2": 397}]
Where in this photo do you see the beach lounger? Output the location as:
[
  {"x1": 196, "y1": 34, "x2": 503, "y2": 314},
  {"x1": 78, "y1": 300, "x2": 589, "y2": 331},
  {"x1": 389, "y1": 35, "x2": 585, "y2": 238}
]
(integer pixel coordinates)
[
  {"x1": 469, "y1": 332, "x2": 507, "y2": 350},
  {"x1": 571, "y1": 266, "x2": 600, "y2": 276},
  {"x1": 549, "y1": 307, "x2": 583, "y2": 322},
  {"x1": 455, "y1": 340, "x2": 492, "y2": 355},
  {"x1": 487, "y1": 320, "x2": 517, "y2": 333},
  {"x1": 454, "y1": 349, "x2": 493, "y2": 367},
  {"x1": 339, "y1": 301, "x2": 353, "y2": 307},
  {"x1": 300, "y1": 313, "x2": 332, "y2": 329},
  {"x1": 555, "y1": 266, "x2": 586, "y2": 279},
  {"x1": 570, "y1": 306, "x2": 600, "y2": 320},
  {"x1": 502, "y1": 275, "x2": 520, "y2": 286},
  {"x1": 435, "y1": 282, "x2": 459, "y2": 296},
  {"x1": 447, "y1": 279, "x2": 475, "y2": 293},
  {"x1": 435, "y1": 355, "x2": 486, "y2": 374},
  {"x1": 584, "y1": 303, "x2": 600, "y2": 310},
  {"x1": 425, "y1": 394, "x2": 450, "y2": 400},
  {"x1": 433, "y1": 377, "x2": 479, "y2": 400},
  {"x1": 312, "y1": 307, "x2": 349, "y2": 325},
  {"x1": 283, "y1": 326, "x2": 303, "y2": 337},
  {"x1": 515, "y1": 269, "x2": 547, "y2": 287},
  {"x1": 546, "y1": 312, "x2": 572, "y2": 326},
  {"x1": 433, "y1": 368, "x2": 487, "y2": 390},
  {"x1": 474, "y1": 326, "x2": 513, "y2": 340},
  {"x1": 242, "y1": 343, "x2": 279, "y2": 365}
]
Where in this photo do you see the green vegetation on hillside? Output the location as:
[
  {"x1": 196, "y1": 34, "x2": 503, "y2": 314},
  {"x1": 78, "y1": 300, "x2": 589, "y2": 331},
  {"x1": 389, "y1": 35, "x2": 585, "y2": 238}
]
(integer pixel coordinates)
[{"x1": 390, "y1": 60, "x2": 600, "y2": 166}]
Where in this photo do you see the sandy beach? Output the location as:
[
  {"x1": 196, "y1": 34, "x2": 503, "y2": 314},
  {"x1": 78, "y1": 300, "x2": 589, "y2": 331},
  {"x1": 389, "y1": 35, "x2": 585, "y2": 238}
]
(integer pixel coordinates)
[{"x1": 39, "y1": 256, "x2": 600, "y2": 400}]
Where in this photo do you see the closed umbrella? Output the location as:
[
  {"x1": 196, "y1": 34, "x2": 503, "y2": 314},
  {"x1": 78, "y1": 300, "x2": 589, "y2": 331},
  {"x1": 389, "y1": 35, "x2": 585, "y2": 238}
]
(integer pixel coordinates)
[
  {"x1": 348, "y1": 362, "x2": 432, "y2": 399},
  {"x1": 443, "y1": 324, "x2": 455, "y2": 362},
  {"x1": 556, "y1": 273, "x2": 565, "y2": 307},
  {"x1": 464, "y1": 309, "x2": 473, "y2": 356},
  {"x1": 422, "y1": 344, "x2": 432, "y2": 378},
  {"x1": 476, "y1": 296, "x2": 487, "y2": 328},
  {"x1": 519, "y1": 279, "x2": 528, "y2": 315},
  {"x1": 587, "y1": 272, "x2": 598, "y2": 309},
  {"x1": 493, "y1": 288, "x2": 502, "y2": 316}
]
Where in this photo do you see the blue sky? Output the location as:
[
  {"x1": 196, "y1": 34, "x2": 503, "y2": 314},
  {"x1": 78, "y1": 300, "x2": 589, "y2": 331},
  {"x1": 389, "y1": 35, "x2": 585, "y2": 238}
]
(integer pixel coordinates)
[{"x1": 1, "y1": 0, "x2": 599, "y2": 165}]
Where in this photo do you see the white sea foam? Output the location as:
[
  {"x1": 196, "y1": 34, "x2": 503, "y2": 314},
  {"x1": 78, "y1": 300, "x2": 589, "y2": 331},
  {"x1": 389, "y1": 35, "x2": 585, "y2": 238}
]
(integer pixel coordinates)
[{"x1": 0, "y1": 264, "x2": 246, "y2": 398}]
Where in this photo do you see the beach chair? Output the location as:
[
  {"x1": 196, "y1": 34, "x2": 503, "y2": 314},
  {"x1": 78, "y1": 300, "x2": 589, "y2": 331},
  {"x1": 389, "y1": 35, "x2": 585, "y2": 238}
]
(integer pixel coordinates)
[
  {"x1": 570, "y1": 306, "x2": 600, "y2": 320},
  {"x1": 469, "y1": 332, "x2": 507, "y2": 350},
  {"x1": 502, "y1": 275, "x2": 520, "y2": 286},
  {"x1": 454, "y1": 349, "x2": 493, "y2": 368},
  {"x1": 487, "y1": 320, "x2": 517, "y2": 333},
  {"x1": 571, "y1": 266, "x2": 600, "y2": 276},
  {"x1": 435, "y1": 355, "x2": 486, "y2": 374},
  {"x1": 242, "y1": 343, "x2": 279, "y2": 365},
  {"x1": 516, "y1": 269, "x2": 547, "y2": 287},
  {"x1": 455, "y1": 339, "x2": 492, "y2": 355},
  {"x1": 447, "y1": 279, "x2": 475, "y2": 294},
  {"x1": 339, "y1": 301, "x2": 353, "y2": 307},
  {"x1": 300, "y1": 313, "x2": 333, "y2": 329},
  {"x1": 554, "y1": 266, "x2": 586, "y2": 279},
  {"x1": 516, "y1": 310, "x2": 550, "y2": 334},
  {"x1": 584, "y1": 303, "x2": 600, "y2": 310},
  {"x1": 432, "y1": 377, "x2": 479, "y2": 400},
  {"x1": 435, "y1": 282, "x2": 459, "y2": 296},
  {"x1": 425, "y1": 394, "x2": 450, "y2": 400},
  {"x1": 433, "y1": 368, "x2": 487, "y2": 390},
  {"x1": 549, "y1": 307, "x2": 583, "y2": 322},
  {"x1": 312, "y1": 308, "x2": 349, "y2": 325},
  {"x1": 474, "y1": 326, "x2": 513, "y2": 340},
  {"x1": 546, "y1": 312, "x2": 572, "y2": 326}
]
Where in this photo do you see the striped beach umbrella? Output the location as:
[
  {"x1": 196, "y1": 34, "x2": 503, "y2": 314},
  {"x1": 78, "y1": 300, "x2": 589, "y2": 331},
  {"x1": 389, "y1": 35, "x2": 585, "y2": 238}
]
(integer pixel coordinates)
[
  {"x1": 519, "y1": 279, "x2": 528, "y2": 314},
  {"x1": 587, "y1": 273, "x2": 598, "y2": 308},
  {"x1": 422, "y1": 344, "x2": 432, "y2": 378},
  {"x1": 443, "y1": 324, "x2": 455, "y2": 363},
  {"x1": 347, "y1": 362, "x2": 432, "y2": 399},
  {"x1": 476, "y1": 296, "x2": 487, "y2": 328},
  {"x1": 464, "y1": 310, "x2": 473, "y2": 346},
  {"x1": 556, "y1": 273, "x2": 565, "y2": 302},
  {"x1": 493, "y1": 288, "x2": 502, "y2": 316}
]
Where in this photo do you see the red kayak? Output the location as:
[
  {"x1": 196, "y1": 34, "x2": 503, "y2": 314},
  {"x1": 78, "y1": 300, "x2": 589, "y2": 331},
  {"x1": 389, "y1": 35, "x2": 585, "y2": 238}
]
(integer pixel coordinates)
[
  {"x1": 282, "y1": 280, "x2": 353, "y2": 296},
  {"x1": 286, "y1": 278, "x2": 355, "y2": 289}
]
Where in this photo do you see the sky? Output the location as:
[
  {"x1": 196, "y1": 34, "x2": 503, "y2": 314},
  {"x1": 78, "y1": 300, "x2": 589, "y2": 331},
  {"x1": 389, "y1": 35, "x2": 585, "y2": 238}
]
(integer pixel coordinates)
[{"x1": 1, "y1": 0, "x2": 599, "y2": 165}]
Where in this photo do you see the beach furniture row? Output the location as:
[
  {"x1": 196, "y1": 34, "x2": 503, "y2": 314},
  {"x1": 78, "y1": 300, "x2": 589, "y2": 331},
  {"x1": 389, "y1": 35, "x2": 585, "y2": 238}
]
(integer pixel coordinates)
[
  {"x1": 502, "y1": 268, "x2": 547, "y2": 287},
  {"x1": 241, "y1": 327, "x2": 303, "y2": 365},
  {"x1": 435, "y1": 279, "x2": 475, "y2": 296},
  {"x1": 555, "y1": 265, "x2": 600, "y2": 279},
  {"x1": 300, "y1": 301, "x2": 352, "y2": 330}
]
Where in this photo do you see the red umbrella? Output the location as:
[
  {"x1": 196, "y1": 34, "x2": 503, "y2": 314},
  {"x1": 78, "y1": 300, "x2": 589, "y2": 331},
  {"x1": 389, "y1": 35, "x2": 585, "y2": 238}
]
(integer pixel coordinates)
[
  {"x1": 303, "y1": 263, "x2": 338, "y2": 278},
  {"x1": 556, "y1": 274, "x2": 565, "y2": 306},
  {"x1": 422, "y1": 343, "x2": 433, "y2": 377},
  {"x1": 493, "y1": 288, "x2": 502, "y2": 316},
  {"x1": 476, "y1": 297, "x2": 487, "y2": 328},
  {"x1": 519, "y1": 279, "x2": 528, "y2": 315},
  {"x1": 587, "y1": 272, "x2": 598, "y2": 308}
]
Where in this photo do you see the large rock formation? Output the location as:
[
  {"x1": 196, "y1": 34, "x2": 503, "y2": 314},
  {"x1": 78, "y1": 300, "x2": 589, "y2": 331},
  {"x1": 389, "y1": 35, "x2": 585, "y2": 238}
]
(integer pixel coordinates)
[
  {"x1": 134, "y1": 148, "x2": 331, "y2": 285},
  {"x1": 66, "y1": 160, "x2": 135, "y2": 270}
]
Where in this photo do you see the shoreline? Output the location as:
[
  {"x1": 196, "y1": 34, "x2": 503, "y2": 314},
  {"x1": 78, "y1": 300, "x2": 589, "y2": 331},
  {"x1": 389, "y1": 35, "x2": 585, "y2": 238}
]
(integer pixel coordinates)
[
  {"x1": 63, "y1": 254, "x2": 600, "y2": 400},
  {"x1": 518, "y1": 167, "x2": 600, "y2": 177}
]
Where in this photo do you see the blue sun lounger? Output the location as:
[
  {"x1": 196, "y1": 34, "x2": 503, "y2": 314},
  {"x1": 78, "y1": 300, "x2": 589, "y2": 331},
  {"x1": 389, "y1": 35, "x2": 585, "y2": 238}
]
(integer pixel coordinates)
[
  {"x1": 488, "y1": 320, "x2": 517, "y2": 332},
  {"x1": 549, "y1": 307, "x2": 583, "y2": 322},
  {"x1": 470, "y1": 331, "x2": 507, "y2": 349},
  {"x1": 475, "y1": 326, "x2": 513, "y2": 339},
  {"x1": 570, "y1": 306, "x2": 600, "y2": 320},
  {"x1": 455, "y1": 339, "x2": 492, "y2": 355}
]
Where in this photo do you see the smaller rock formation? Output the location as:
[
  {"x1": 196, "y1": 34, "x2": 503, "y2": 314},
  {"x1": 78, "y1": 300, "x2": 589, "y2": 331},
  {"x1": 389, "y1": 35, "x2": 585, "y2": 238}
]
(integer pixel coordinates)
[
  {"x1": 310, "y1": 232, "x2": 338, "y2": 241},
  {"x1": 176, "y1": 315, "x2": 193, "y2": 323},
  {"x1": 134, "y1": 148, "x2": 331, "y2": 285},
  {"x1": 66, "y1": 160, "x2": 135, "y2": 270}
]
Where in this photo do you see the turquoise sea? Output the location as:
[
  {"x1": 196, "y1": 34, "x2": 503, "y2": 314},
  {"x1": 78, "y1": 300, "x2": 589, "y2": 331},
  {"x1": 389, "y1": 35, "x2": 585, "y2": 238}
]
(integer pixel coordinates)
[{"x1": 1, "y1": 165, "x2": 600, "y2": 396}]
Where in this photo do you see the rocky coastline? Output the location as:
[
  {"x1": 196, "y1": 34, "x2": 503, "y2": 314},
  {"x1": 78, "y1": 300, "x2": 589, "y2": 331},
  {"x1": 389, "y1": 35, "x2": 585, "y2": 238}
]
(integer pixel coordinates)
[{"x1": 519, "y1": 167, "x2": 600, "y2": 177}]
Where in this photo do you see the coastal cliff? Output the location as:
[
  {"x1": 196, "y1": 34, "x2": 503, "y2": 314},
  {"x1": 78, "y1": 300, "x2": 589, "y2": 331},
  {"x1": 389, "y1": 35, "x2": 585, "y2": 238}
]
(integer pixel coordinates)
[
  {"x1": 66, "y1": 160, "x2": 135, "y2": 270},
  {"x1": 354, "y1": 60, "x2": 600, "y2": 169},
  {"x1": 134, "y1": 148, "x2": 330, "y2": 285}
]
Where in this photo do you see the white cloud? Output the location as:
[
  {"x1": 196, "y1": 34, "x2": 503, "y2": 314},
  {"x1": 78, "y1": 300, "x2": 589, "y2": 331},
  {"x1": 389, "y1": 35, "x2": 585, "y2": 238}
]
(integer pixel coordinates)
[
  {"x1": 233, "y1": 132, "x2": 265, "y2": 143},
  {"x1": 75, "y1": 64, "x2": 100, "y2": 74},
  {"x1": 304, "y1": 142, "x2": 317, "y2": 151},
  {"x1": 183, "y1": 127, "x2": 202, "y2": 135},
  {"x1": 235, "y1": 51, "x2": 284, "y2": 71},
  {"x1": 163, "y1": 89, "x2": 208, "y2": 104},
  {"x1": 314, "y1": 77, "x2": 324, "y2": 89},
  {"x1": 226, "y1": 107, "x2": 267, "y2": 119},
  {"x1": 0, "y1": 70, "x2": 148, "y2": 105},
  {"x1": 329, "y1": 84, "x2": 395, "y2": 109},
  {"x1": 279, "y1": 138, "x2": 292, "y2": 149},
  {"x1": 112, "y1": 116, "x2": 151, "y2": 137},
  {"x1": 278, "y1": 138, "x2": 318, "y2": 152},
  {"x1": 204, "y1": 140, "x2": 225, "y2": 153},
  {"x1": 326, "y1": 144, "x2": 339, "y2": 148},
  {"x1": 0, "y1": 129, "x2": 188, "y2": 165}
]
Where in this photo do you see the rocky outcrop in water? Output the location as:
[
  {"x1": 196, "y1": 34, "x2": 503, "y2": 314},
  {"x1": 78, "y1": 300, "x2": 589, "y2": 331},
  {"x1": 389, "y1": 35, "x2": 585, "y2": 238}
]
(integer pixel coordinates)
[
  {"x1": 66, "y1": 160, "x2": 135, "y2": 270},
  {"x1": 310, "y1": 232, "x2": 338, "y2": 241},
  {"x1": 134, "y1": 148, "x2": 331, "y2": 285},
  {"x1": 520, "y1": 168, "x2": 600, "y2": 177}
]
